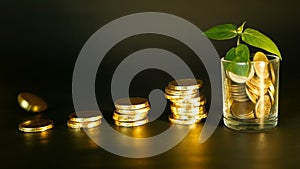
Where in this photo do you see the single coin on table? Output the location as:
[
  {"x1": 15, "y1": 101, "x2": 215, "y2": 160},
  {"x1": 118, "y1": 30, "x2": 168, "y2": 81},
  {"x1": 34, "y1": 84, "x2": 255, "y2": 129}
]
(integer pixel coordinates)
[{"x1": 18, "y1": 119, "x2": 54, "y2": 132}]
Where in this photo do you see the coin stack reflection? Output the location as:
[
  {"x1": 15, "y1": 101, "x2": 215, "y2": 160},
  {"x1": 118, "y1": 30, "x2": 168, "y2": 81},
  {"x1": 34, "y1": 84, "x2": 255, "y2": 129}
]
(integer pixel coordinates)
[
  {"x1": 113, "y1": 97, "x2": 150, "y2": 127},
  {"x1": 67, "y1": 111, "x2": 102, "y2": 129},
  {"x1": 165, "y1": 79, "x2": 207, "y2": 125}
]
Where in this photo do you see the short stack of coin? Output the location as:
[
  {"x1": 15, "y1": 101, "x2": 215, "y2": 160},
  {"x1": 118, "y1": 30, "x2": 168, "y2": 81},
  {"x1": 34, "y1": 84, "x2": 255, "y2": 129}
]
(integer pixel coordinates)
[
  {"x1": 165, "y1": 79, "x2": 207, "y2": 125},
  {"x1": 67, "y1": 111, "x2": 102, "y2": 129},
  {"x1": 113, "y1": 97, "x2": 150, "y2": 127}
]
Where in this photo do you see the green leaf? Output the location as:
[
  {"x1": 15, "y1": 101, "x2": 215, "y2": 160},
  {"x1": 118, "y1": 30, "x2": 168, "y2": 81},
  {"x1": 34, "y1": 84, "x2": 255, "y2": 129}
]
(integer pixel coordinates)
[
  {"x1": 225, "y1": 44, "x2": 250, "y2": 76},
  {"x1": 204, "y1": 24, "x2": 237, "y2": 40},
  {"x1": 242, "y1": 28, "x2": 282, "y2": 59},
  {"x1": 237, "y1": 21, "x2": 246, "y2": 34}
]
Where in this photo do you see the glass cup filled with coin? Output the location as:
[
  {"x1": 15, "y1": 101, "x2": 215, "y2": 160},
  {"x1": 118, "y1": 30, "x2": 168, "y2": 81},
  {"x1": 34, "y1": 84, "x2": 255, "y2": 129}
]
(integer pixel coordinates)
[{"x1": 221, "y1": 52, "x2": 280, "y2": 131}]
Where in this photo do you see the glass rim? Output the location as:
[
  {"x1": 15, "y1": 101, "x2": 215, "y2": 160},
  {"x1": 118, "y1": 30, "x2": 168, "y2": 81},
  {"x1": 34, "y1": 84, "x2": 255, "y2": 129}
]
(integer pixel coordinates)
[{"x1": 221, "y1": 54, "x2": 280, "y2": 64}]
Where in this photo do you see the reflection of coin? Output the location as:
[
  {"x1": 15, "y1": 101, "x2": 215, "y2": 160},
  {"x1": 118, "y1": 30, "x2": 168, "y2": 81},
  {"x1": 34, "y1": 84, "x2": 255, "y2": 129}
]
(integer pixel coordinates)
[
  {"x1": 253, "y1": 52, "x2": 269, "y2": 79},
  {"x1": 168, "y1": 79, "x2": 203, "y2": 90},
  {"x1": 114, "y1": 97, "x2": 149, "y2": 110},
  {"x1": 69, "y1": 111, "x2": 102, "y2": 122},
  {"x1": 231, "y1": 100, "x2": 255, "y2": 119},
  {"x1": 18, "y1": 119, "x2": 54, "y2": 132},
  {"x1": 168, "y1": 115, "x2": 201, "y2": 125},
  {"x1": 17, "y1": 92, "x2": 48, "y2": 113},
  {"x1": 255, "y1": 95, "x2": 272, "y2": 118}
]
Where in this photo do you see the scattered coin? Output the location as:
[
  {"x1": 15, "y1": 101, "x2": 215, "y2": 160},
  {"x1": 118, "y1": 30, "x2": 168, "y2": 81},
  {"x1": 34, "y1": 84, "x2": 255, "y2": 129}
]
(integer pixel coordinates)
[
  {"x1": 18, "y1": 119, "x2": 54, "y2": 132},
  {"x1": 17, "y1": 92, "x2": 48, "y2": 113}
]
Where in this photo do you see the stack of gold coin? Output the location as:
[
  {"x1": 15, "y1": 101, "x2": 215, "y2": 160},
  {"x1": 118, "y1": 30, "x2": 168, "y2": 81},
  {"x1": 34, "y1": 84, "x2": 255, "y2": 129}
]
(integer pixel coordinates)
[
  {"x1": 245, "y1": 52, "x2": 276, "y2": 118},
  {"x1": 165, "y1": 79, "x2": 207, "y2": 125},
  {"x1": 67, "y1": 111, "x2": 102, "y2": 129},
  {"x1": 113, "y1": 97, "x2": 150, "y2": 127}
]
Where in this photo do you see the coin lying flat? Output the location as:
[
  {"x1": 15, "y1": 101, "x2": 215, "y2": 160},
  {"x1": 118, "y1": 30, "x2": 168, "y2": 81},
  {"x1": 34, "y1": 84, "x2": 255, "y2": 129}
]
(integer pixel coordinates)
[
  {"x1": 69, "y1": 111, "x2": 102, "y2": 123},
  {"x1": 67, "y1": 119, "x2": 101, "y2": 129},
  {"x1": 168, "y1": 79, "x2": 203, "y2": 90},
  {"x1": 114, "y1": 97, "x2": 149, "y2": 110},
  {"x1": 115, "y1": 106, "x2": 150, "y2": 115},
  {"x1": 18, "y1": 119, "x2": 54, "y2": 132},
  {"x1": 17, "y1": 92, "x2": 48, "y2": 113}
]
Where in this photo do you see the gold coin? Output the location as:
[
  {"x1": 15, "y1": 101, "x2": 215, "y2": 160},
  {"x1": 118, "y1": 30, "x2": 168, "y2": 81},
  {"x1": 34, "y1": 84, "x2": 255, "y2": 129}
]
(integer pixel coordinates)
[
  {"x1": 165, "y1": 92, "x2": 199, "y2": 100},
  {"x1": 115, "y1": 106, "x2": 150, "y2": 115},
  {"x1": 18, "y1": 119, "x2": 54, "y2": 132},
  {"x1": 253, "y1": 52, "x2": 269, "y2": 79},
  {"x1": 231, "y1": 100, "x2": 255, "y2": 119},
  {"x1": 67, "y1": 119, "x2": 101, "y2": 129},
  {"x1": 226, "y1": 65, "x2": 255, "y2": 84},
  {"x1": 172, "y1": 113, "x2": 207, "y2": 121},
  {"x1": 17, "y1": 92, "x2": 48, "y2": 113},
  {"x1": 172, "y1": 99, "x2": 206, "y2": 107},
  {"x1": 69, "y1": 111, "x2": 102, "y2": 123},
  {"x1": 245, "y1": 87, "x2": 258, "y2": 103},
  {"x1": 171, "y1": 105, "x2": 205, "y2": 113},
  {"x1": 168, "y1": 79, "x2": 203, "y2": 90},
  {"x1": 269, "y1": 62, "x2": 276, "y2": 85},
  {"x1": 168, "y1": 115, "x2": 201, "y2": 125},
  {"x1": 170, "y1": 95, "x2": 206, "y2": 104},
  {"x1": 114, "y1": 97, "x2": 149, "y2": 110},
  {"x1": 113, "y1": 111, "x2": 148, "y2": 122},
  {"x1": 268, "y1": 90, "x2": 275, "y2": 105},
  {"x1": 172, "y1": 108, "x2": 207, "y2": 116},
  {"x1": 114, "y1": 118, "x2": 148, "y2": 127},
  {"x1": 255, "y1": 95, "x2": 272, "y2": 119},
  {"x1": 164, "y1": 86, "x2": 198, "y2": 96},
  {"x1": 268, "y1": 83, "x2": 275, "y2": 96}
]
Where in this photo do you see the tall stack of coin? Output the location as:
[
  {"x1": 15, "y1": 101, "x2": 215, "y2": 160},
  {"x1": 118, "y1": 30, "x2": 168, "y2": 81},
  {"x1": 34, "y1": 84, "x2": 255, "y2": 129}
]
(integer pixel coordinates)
[
  {"x1": 165, "y1": 79, "x2": 207, "y2": 125},
  {"x1": 67, "y1": 111, "x2": 102, "y2": 129},
  {"x1": 225, "y1": 52, "x2": 276, "y2": 119},
  {"x1": 113, "y1": 97, "x2": 150, "y2": 127}
]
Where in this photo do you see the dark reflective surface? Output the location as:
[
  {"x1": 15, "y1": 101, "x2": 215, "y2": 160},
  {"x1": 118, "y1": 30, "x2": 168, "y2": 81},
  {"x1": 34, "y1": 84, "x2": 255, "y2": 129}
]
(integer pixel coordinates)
[{"x1": 1, "y1": 0, "x2": 300, "y2": 168}]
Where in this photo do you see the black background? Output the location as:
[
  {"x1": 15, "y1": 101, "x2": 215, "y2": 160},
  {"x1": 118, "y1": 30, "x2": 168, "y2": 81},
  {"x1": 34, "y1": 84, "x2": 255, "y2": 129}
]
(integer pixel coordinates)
[{"x1": 1, "y1": 0, "x2": 300, "y2": 169}]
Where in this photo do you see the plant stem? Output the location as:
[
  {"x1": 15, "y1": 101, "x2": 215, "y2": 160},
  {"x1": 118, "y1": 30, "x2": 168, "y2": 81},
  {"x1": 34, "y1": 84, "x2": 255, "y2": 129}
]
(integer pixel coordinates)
[{"x1": 237, "y1": 35, "x2": 240, "y2": 46}]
